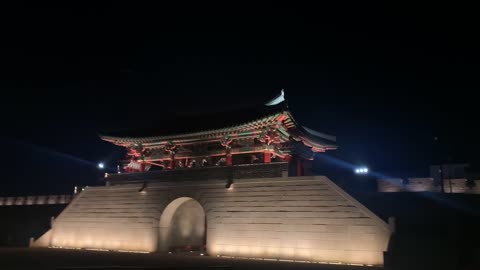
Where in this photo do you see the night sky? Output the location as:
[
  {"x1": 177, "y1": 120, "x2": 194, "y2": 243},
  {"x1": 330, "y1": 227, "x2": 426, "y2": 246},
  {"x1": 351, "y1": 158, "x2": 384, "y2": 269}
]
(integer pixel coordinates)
[{"x1": 1, "y1": 2, "x2": 479, "y2": 196}]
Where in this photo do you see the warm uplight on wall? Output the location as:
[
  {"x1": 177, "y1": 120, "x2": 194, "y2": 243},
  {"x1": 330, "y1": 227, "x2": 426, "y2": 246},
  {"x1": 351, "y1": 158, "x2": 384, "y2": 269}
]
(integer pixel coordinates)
[
  {"x1": 138, "y1": 181, "x2": 147, "y2": 194},
  {"x1": 225, "y1": 179, "x2": 233, "y2": 189}
]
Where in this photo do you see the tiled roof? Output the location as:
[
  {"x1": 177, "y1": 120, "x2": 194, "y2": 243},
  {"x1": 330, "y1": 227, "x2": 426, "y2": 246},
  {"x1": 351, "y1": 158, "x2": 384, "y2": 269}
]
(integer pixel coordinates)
[{"x1": 100, "y1": 95, "x2": 336, "y2": 150}]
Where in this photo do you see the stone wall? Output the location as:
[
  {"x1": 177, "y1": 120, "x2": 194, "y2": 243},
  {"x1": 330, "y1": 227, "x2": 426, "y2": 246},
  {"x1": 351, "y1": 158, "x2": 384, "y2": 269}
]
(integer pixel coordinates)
[
  {"x1": 378, "y1": 178, "x2": 480, "y2": 193},
  {"x1": 0, "y1": 204, "x2": 66, "y2": 246},
  {"x1": 0, "y1": 195, "x2": 73, "y2": 206},
  {"x1": 33, "y1": 175, "x2": 391, "y2": 266}
]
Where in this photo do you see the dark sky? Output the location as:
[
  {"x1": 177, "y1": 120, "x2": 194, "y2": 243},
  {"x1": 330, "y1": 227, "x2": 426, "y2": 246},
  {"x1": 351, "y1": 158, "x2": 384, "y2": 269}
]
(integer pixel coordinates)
[{"x1": 1, "y1": 2, "x2": 479, "y2": 195}]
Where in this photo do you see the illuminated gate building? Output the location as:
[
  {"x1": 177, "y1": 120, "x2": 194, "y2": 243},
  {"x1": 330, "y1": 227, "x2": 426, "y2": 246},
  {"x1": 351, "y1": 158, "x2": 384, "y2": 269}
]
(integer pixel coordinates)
[{"x1": 33, "y1": 92, "x2": 391, "y2": 265}]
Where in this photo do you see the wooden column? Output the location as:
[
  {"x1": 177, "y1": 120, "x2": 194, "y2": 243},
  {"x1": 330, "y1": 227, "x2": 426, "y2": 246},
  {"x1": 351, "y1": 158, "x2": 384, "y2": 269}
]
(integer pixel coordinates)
[
  {"x1": 164, "y1": 142, "x2": 177, "y2": 170},
  {"x1": 264, "y1": 150, "x2": 271, "y2": 163},
  {"x1": 297, "y1": 158, "x2": 303, "y2": 176},
  {"x1": 221, "y1": 136, "x2": 234, "y2": 167},
  {"x1": 140, "y1": 161, "x2": 145, "y2": 172},
  {"x1": 226, "y1": 148, "x2": 232, "y2": 166},
  {"x1": 170, "y1": 153, "x2": 175, "y2": 170}
]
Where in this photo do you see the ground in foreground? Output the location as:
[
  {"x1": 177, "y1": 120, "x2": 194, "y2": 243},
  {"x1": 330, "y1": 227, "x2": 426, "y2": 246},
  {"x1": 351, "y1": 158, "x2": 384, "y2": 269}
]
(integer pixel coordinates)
[{"x1": 0, "y1": 247, "x2": 380, "y2": 270}]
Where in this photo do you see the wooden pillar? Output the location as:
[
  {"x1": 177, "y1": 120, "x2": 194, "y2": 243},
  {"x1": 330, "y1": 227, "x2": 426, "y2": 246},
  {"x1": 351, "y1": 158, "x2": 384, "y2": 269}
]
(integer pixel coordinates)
[
  {"x1": 170, "y1": 153, "x2": 175, "y2": 170},
  {"x1": 297, "y1": 158, "x2": 303, "y2": 176},
  {"x1": 264, "y1": 150, "x2": 271, "y2": 163},
  {"x1": 208, "y1": 156, "x2": 213, "y2": 166},
  {"x1": 140, "y1": 161, "x2": 145, "y2": 172},
  {"x1": 226, "y1": 148, "x2": 232, "y2": 166},
  {"x1": 284, "y1": 154, "x2": 292, "y2": 177}
]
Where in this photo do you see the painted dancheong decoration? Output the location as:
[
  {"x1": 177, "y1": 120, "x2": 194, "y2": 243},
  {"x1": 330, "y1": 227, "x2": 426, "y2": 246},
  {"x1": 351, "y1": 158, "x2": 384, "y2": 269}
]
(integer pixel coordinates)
[
  {"x1": 31, "y1": 91, "x2": 391, "y2": 266},
  {"x1": 100, "y1": 90, "x2": 336, "y2": 176}
]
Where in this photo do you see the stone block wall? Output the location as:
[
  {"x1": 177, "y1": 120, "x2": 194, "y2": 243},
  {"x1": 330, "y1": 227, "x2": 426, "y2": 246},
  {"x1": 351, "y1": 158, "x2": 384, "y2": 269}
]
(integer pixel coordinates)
[
  {"x1": 378, "y1": 178, "x2": 480, "y2": 193},
  {"x1": 34, "y1": 175, "x2": 391, "y2": 266},
  {"x1": 0, "y1": 195, "x2": 73, "y2": 206},
  {"x1": 0, "y1": 204, "x2": 66, "y2": 247},
  {"x1": 443, "y1": 179, "x2": 480, "y2": 193}
]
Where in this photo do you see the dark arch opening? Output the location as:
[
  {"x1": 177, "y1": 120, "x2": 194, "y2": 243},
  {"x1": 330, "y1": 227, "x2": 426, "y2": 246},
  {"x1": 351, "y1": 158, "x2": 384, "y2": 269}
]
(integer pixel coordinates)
[{"x1": 158, "y1": 197, "x2": 206, "y2": 252}]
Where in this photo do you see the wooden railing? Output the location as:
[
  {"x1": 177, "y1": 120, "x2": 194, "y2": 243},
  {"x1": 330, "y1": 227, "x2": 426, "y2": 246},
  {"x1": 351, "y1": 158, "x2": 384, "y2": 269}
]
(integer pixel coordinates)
[{"x1": 106, "y1": 162, "x2": 289, "y2": 185}]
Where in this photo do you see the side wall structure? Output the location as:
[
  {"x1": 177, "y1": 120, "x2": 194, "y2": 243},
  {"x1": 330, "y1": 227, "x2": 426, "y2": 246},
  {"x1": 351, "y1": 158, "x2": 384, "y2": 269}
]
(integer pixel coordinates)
[
  {"x1": 378, "y1": 178, "x2": 480, "y2": 193},
  {"x1": 34, "y1": 176, "x2": 391, "y2": 265}
]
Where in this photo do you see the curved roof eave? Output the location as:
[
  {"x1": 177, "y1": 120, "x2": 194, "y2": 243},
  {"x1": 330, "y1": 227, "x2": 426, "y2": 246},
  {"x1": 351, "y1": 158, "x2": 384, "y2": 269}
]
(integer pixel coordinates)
[
  {"x1": 100, "y1": 93, "x2": 337, "y2": 151},
  {"x1": 99, "y1": 110, "x2": 287, "y2": 146}
]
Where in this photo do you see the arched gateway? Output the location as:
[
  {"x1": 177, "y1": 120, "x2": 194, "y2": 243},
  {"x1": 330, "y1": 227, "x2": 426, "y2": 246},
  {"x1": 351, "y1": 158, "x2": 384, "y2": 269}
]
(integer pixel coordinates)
[
  {"x1": 32, "y1": 92, "x2": 391, "y2": 266},
  {"x1": 158, "y1": 197, "x2": 205, "y2": 252}
]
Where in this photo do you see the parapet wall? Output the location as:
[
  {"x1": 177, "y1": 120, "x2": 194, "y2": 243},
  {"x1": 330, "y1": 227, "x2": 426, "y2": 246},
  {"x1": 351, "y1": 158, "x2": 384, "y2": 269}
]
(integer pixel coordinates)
[
  {"x1": 0, "y1": 195, "x2": 73, "y2": 206},
  {"x1": 106, "y1": 162, "x2": 288, "y2": 185},
  {"x1": 378, "y1": 178, "x2": 480, "y2": 193}
]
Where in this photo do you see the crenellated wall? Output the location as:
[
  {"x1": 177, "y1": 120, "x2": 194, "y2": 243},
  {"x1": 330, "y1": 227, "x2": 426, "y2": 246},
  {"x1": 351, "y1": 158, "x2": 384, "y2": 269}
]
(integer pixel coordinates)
[
  {"x1": 0, "y1": 195, "x2": 73, "y2": 206},
  {"x1": 33, "y1": 175, "x2": 391, "y2": 266}
]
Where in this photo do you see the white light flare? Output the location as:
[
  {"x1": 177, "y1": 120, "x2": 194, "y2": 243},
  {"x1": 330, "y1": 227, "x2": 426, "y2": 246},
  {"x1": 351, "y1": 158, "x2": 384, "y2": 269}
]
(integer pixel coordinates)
[{"x1": 355, "y1": 167, "x2": 369, "y2": 174}]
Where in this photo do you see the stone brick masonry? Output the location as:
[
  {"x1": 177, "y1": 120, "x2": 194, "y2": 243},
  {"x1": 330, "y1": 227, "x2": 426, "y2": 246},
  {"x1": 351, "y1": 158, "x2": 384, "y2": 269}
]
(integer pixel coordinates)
[{"x1": 33, "y1": 172, "x2": 390, "y2": 266}]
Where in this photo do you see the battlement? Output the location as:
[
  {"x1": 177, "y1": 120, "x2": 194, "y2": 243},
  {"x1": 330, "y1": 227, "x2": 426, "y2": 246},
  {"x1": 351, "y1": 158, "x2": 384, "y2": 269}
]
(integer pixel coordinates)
[
  {"x1": 0, "y1": 195, "x2": 73, "y2": 206},
  {"x1": 105, "y1": 162, "x2": 289, "y2": 185}
]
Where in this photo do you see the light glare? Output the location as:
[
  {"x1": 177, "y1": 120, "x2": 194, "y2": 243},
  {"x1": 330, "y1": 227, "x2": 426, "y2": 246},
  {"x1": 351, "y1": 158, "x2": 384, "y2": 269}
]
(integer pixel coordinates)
[{"x1": 355, "y1": 167, "x2": 369, "y2": 174}]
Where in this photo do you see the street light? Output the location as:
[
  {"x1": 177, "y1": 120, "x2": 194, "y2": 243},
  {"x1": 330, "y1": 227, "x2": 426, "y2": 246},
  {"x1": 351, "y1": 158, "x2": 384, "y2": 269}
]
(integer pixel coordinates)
[{"x1": 98, "y1": 162, "x2": 105, "y2": 169}]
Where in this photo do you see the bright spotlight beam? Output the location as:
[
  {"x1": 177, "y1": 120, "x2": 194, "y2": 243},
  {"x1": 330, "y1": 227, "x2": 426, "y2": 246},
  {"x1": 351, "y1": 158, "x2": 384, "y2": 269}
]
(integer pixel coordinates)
[{"x1": 355, "y1": 167, "x2": 369, "y2": 174}]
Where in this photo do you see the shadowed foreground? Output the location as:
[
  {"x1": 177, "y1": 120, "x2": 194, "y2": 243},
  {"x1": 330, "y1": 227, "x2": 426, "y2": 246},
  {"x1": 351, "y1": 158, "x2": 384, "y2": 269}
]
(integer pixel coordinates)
[{"x1": 0, "y1": 248, "x2": 379, "y2": 270}]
